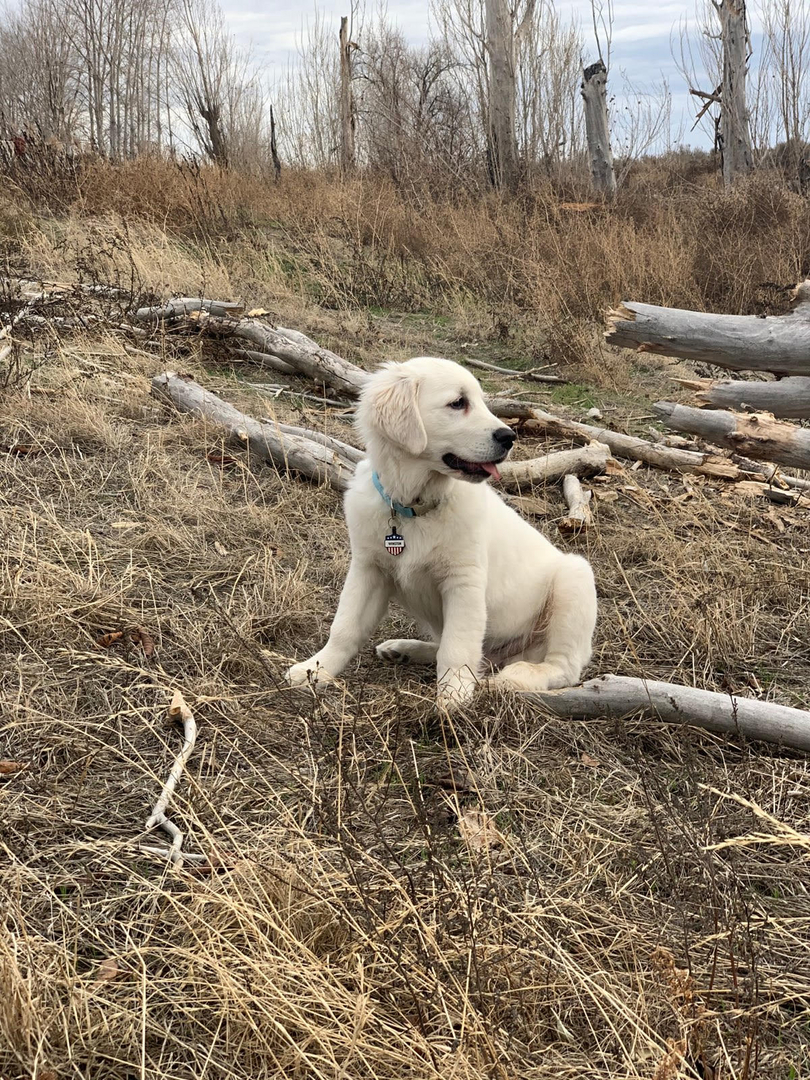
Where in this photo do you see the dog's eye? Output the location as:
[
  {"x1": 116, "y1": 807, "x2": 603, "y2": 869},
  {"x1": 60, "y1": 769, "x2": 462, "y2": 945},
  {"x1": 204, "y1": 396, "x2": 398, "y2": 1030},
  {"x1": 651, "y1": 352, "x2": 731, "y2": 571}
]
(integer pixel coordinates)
[{"x1": 448, "y1": 397, "x2": 467, "y2": 410}]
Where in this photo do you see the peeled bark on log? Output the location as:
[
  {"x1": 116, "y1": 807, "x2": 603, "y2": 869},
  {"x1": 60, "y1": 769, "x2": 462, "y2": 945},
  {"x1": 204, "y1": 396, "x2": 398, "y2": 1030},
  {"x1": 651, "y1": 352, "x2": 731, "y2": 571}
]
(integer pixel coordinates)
[
  {"x1": 558, "y1": 474, "x2": 593, "y2": 533},
  {"x1": 677, "y1": 374, "x2": 810, "y2": 419},
  {"x1": 654, "y1": 401, "x2": 810, "y2": 471},
  {"x1": 498, "y1": 442, "x2": 611, "y2": 491},
  {"x1": 523, "y1": 674, "x2": 810, "y2": 752},
  {"x1": 151, "y1": 372, "x2": 354, "y2": 491},
  {"x1": 489, "y1": 399, "x2": 742, "y2": 477},
  {"x1": 605, "y1": 281, "x2": 810, "y2": 374}
]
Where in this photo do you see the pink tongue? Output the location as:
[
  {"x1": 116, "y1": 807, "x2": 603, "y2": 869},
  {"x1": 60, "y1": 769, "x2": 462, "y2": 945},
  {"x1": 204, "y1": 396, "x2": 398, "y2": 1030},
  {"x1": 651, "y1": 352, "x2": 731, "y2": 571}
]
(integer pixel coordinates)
[{"x1": 480, "y1": 461, "x2": 501, "y2": 480}]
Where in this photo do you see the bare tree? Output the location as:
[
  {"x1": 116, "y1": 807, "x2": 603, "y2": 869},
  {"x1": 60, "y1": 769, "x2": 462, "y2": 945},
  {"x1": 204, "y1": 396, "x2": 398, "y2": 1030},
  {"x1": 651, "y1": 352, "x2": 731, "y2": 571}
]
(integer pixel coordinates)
[
  {"x1": 339, "y1": 14, "x2": 358, "y2": 174},
  {"x1": 761, "y1": 0, "x2": 810, "y2": 189},
  {"x1": 717, "y1": 0, "x2": 753, "y2": 184},
  {"x1": 485, "y1": 0, "x2": 519, "y2": 188}
]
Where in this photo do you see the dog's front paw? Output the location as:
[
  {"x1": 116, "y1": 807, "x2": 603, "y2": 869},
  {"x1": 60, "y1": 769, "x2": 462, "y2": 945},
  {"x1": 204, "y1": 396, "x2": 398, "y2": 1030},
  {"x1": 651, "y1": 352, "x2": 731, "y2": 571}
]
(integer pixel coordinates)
[
  {"x1": 436, "y1": 668, "x2": 478, "y2": 712},
  {"x1": 285, "y1": 659, "x2": 336, "y2": 689}
]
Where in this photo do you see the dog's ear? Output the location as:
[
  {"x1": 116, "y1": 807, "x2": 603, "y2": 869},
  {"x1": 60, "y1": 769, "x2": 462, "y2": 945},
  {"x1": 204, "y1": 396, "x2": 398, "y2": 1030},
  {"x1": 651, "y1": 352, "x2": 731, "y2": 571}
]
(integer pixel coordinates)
[{"x1": 365, "y1": 372, "x2": 427, "y2": 455}]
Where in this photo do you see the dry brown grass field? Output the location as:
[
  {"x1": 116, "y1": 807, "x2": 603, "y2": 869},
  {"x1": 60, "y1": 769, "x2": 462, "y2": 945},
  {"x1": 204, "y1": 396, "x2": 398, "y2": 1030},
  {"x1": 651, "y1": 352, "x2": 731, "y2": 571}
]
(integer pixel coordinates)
[{"x1": 1, "y1": 158, "x2": 809, "y2": 1080}]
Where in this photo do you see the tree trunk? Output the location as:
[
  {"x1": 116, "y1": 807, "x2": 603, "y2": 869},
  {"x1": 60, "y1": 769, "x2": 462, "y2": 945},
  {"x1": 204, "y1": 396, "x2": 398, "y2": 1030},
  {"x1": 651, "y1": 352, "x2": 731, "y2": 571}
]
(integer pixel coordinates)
[
  {"x1": 485, "y1": 0, "x2": 518, "y2": 191},
  {"x1": 653, "y1": 401, "x2": 810, "y2": 470},
  {"x1": 581, "y1": 61, "x2": 616, "y2": 198},
  {"x1": 269, "y1": 104, "x2": 281, "y2": 181},
  {"x1": 718, "y1": 0, "x2": 753, "y2": 186},
  {"x1": 339, "y1": 16, "x2": 356, "y2": 176},
  {"x1": 523, "y1": 674, "x2": 810, "y2": 752},
  {"x1": 151, "y1": 372, "x2": 354, "y2": 491},
  {"x1": 678, "y1": 375, "x2": 810, "y2": 418},
  {"x1": 605, "y1": 281, "x2": 810, "y2": 374},
  {"x1": 498, "y1": 442, "x2": 611, "y2": 491}
]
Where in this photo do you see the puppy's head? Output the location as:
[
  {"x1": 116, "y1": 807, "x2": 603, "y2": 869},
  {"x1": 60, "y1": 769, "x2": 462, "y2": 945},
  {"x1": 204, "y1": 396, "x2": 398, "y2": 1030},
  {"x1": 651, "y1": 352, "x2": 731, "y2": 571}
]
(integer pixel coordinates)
[{"x1": 357, "y1": 357, "x2": 515, "y2": 482}]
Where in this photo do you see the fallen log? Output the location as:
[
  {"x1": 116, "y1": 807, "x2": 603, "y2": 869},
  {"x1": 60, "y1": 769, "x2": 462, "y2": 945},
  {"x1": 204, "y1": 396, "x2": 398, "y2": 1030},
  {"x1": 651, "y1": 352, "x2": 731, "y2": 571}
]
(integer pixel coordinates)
[
  {"x1": 605, "y1": 281, "x2": 810, "y2": 375},
  {"x1": 499, "y1": 442, "x2": 611, "y2": 491},
  {"x1": 523, "y1": 674, "x2": 810, "y2": 753},
  {"x1": 151, "y1": 372, "x2": 354, "y2": 491},
  {"x1": 266, "y1": 421, "x2": 364, "y2": 464},
  {"x1": 654, "y1": 401, "x2": 810, "y2": 471},
  {"x1": 676, "y1": 375, "x2": 810, "y2": 419},
  {"x1": 490, "y1": 399, "x2": 742, "y2": 477},
  {"x1": 226, "y1": 346, "x2": 298, "y2": 376},
  {"x1": 558, "y1": 474, "x2": 593, "y2": 533},
  {"x1": 134, "y1": 303, "x2": 366, "y2": 398},
  {"x1": 192, "y1": 314, "x2": 366, "y2": 398}
]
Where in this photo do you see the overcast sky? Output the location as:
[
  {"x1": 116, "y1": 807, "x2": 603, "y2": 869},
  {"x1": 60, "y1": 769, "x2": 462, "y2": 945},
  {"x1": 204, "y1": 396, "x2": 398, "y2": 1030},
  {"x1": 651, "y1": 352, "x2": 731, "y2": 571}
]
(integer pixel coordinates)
[{"x1": 219, "y1": 0, "x2": 727, "y2": 148}]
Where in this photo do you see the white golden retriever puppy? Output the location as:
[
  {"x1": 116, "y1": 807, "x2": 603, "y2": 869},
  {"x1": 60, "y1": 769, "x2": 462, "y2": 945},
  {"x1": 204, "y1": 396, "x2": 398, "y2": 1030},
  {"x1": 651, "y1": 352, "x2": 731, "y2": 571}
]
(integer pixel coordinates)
[{"x1": 286, "y1": 357, "x2": 597, "y2": 710}]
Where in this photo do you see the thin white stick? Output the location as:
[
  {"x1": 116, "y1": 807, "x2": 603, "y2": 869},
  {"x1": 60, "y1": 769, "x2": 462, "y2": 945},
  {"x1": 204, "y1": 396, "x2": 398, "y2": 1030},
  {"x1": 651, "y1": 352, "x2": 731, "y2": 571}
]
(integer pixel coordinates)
[{"x1": 145, "y1": 691, "x2": 197, "y2": 866}]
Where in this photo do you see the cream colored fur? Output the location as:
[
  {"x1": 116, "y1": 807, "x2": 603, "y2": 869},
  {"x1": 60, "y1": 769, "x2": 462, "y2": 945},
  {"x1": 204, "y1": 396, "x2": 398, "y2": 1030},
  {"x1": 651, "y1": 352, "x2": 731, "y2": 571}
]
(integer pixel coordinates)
[{"x1": 286, "y1": 357, "x2": 597, "y2": 710}]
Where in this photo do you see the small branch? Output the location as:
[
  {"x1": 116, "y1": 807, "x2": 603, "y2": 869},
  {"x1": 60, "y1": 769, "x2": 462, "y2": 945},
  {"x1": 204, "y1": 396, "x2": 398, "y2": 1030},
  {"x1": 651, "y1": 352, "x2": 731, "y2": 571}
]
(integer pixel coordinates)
[
  {"x1": 462, "y1": 356, "x2": 567, "y2": 384},
  {"x1": 558, "y1": 474, "x2": 593, "y2": 533},
  {"x1": 225, "y1": 347, "x2": 298, "y2": 376},
  {"x1": 262, "y1": 421, "x2": 364, "y2": 464},
  {"x1": 145, "y1": 691, "x2": 198, "y2": 867}
]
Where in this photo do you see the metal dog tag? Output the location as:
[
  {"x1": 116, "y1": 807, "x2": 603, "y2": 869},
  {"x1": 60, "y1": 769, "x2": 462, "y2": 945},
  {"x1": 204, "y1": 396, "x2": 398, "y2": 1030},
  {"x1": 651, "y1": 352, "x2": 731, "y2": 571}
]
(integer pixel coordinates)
[{"x1": 384, "y1": 531, "x2": 405, "y2": 556}]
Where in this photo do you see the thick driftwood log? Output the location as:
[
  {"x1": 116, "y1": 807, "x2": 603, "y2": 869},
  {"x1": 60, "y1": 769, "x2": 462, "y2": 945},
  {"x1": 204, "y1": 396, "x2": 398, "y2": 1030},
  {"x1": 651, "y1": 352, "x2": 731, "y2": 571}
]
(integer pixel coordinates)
[
  {"x1": 605, "y1": 281, "x2": 810, "y2": 374},
  {"x1": 654, "y1": 401, "x2": 810, "y2": 470},
  {"x1": 151, "y1": 372, "x2": 354, "y2": 490},
  {"x1": 677, "y1": 375, "x2": 810, "y2": 419},
  {"x1": 133, "y1": 298, "x2": 245, "y2": 322},
  {"x1": 558, "y1": 474, "x2": 593, "y2": 533},
  {"x1": 524, "y1": 674, "x2": 810, "y2": 752},
  {"x1": 499, "y1": 442, "x2": 611, "y2": 490},
  {"x1": 490, "y1": 399, "x2": 742, "y2": 477}
]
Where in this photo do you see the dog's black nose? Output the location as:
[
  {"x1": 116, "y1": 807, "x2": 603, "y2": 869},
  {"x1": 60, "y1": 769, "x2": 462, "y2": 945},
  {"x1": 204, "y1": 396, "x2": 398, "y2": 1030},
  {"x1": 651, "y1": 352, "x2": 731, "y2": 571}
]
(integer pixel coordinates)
[{"x1": 492, "y1": 427, "x2": 516, "y2": 449}]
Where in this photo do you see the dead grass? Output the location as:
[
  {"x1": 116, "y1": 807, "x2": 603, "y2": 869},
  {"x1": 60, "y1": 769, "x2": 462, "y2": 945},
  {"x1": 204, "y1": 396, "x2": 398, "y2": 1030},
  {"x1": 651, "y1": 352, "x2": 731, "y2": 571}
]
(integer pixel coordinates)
[
  {"x1": 1, "y1": 321, "x2": 809, "y2": 1080},
  {"x1": 1, "y1": 164, "x2": 810, "y2": 1078}
]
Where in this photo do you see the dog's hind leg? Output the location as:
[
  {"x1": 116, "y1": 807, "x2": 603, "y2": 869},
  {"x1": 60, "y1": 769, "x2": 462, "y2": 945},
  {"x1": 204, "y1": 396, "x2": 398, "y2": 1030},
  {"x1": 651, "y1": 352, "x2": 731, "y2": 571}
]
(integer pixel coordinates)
[
  {"x1": 376, "y1": 639, "x2": 438, "y2": 665},
  {"x1": 490, "y1": 554, "x2": 596, "y2": 692}
]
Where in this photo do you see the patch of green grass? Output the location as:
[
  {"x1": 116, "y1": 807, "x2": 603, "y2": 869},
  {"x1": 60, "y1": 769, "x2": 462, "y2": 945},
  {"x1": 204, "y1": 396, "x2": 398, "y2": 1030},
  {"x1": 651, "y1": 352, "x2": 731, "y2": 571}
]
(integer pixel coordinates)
[{"x1": 549, "y1": 382, "x2": 599, "y2": 409}]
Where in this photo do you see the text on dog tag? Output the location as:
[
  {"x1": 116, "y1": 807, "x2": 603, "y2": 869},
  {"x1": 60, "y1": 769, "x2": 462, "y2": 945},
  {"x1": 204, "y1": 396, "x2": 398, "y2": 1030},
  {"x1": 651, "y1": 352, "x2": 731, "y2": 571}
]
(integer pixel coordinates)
[{"x1": 384, "y1": 531, "x2": 405, "y2": 556}]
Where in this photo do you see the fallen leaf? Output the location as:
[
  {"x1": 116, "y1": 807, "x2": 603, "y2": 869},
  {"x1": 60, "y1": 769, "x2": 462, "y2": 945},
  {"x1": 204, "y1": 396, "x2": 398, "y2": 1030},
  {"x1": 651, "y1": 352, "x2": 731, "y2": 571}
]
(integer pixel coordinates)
[
  {"x1": 247, "y1": 307, "x2": 270, "y2": 317},
  {"x1": 35, "y1": 1071, "x2": 57, "y2": 1080},
  {"x1": 96, "y1": 631, "x2": 124, "y2": 648},
  {"x1": 434, "y1": 764, "x2": 475, "y2": 795},
  {"x1": 132, "y1": 627, "x2": 156, "y2": 658},
  {"x1": 94, "y1": 957, "x2": 120, "y2": 982},
  {"x1": 206, "y1": 452, "x2": 238, "y2": 466},
  {"x1": 213, "y1": 541, "x2": 229, "y2": 556},
  {"x1": 0, "y1": 760, "x2": 26, "y2": 776},
  {"x1": 580, "y1": 752, "x2": 601, "y2": 768},
  {"x1": 457, "y1": 808, "x2": 506, "y2": 853}
]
